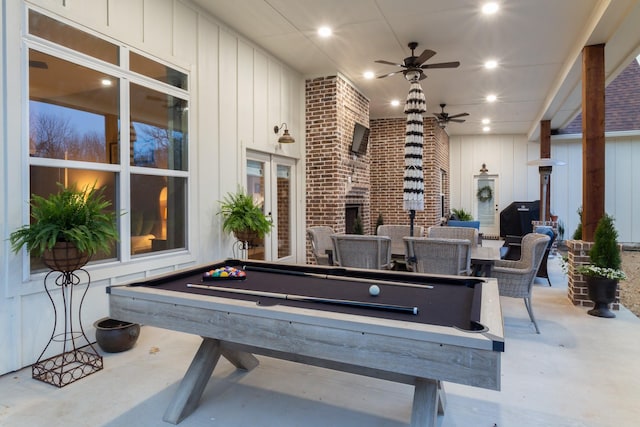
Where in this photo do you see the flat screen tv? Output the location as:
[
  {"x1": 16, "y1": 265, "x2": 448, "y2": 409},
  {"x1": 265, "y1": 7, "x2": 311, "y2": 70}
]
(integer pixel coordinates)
[{"x1": 350, "y1": 122, "x2": 370, "y2": 155}]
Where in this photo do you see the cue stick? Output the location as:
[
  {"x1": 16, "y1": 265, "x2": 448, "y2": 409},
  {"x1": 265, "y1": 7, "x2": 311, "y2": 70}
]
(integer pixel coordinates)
[
  {"x1": 242, "y1": 265, "x2": 434, "y2": 289},
  {"x1": 186, "y1": 283, "x2": 419, "y2": 315}
]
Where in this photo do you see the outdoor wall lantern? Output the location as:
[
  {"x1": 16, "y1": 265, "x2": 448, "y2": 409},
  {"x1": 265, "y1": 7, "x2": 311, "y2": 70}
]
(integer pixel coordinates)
[{"x1": 274, "y1": 123, "x2": 295, "y2": 144}]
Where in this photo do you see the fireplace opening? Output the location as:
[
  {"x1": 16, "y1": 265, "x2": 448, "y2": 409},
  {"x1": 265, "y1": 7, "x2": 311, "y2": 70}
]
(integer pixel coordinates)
[{"x1": 345, "y1": 205, "x2": 361, "y2": 234}]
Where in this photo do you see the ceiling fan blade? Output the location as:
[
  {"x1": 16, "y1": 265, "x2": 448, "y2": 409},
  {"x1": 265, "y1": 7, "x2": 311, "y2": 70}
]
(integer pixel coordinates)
[
  {"x1": 377, "y1": 71, "x2": 401, "y2": 79},
  {"x1": 375, "y1": 59, "x2": 404, "y2": 67},
  {"x1": 416, "y1": 49, "x2": 436, "y2": 65},
  {"x1": 448, "y1": 112, "x2": 470, "y2": 119},
  {"x1": 421, "y1": 61, "x2": 460, "y2": 69},
  {"x1": 450, "y1": 119, "x2": 466, "y2": 123}
]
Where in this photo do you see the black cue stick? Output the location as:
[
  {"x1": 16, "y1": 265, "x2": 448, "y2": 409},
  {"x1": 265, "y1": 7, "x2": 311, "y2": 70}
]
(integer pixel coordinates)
[
  {"x1": 242, "y1": 265, "x2": 433, "y2": 289},
  {"x1": 186, "y1": 283, "x2": 419, "y2": 315}
]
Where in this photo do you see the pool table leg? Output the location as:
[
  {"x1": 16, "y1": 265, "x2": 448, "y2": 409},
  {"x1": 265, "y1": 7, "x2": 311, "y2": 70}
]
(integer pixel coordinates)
[
  {"x1": 163, "y1": 338, "x2": 222, "y2": 424},
  {"x1": 162, "y1": 338, "x2": 261, "y2": 424},
  {"x1": 220, "y1": 345, "x2": 260, "y2": 371},
  {"x1": 410, "y1": 379, "x2": 445, "y2": 427}
]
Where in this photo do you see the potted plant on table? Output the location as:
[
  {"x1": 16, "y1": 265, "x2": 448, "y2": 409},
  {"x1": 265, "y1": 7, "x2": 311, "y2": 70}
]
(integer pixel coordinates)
[
  {"x1": 576, "y1": 213, "x2": 626, "y2": 318},
  {"x1": 9, "y1": 182, "x2": 119, "y2": 272},
  {"x1": 218, "y1": 187, "x2": 273, "y2": 247}
]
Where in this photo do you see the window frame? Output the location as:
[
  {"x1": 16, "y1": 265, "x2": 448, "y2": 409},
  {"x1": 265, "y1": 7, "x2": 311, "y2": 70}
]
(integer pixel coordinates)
[{"x1": 23, "y1": 7, "x2": 192, "y2": 273}]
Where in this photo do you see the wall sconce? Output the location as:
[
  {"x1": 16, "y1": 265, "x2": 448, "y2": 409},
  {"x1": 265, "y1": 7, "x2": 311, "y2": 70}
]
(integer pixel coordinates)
[{"x1": 274, "y1": 123, "x2": 295, "y2": 144}]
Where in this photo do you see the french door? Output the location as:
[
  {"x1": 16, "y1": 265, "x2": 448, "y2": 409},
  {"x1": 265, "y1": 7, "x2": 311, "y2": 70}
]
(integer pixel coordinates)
[
  {"x1": 473, "y1": 174, "x2": 500, "y2": 236},
  {"x1": 246, "y1": 151, "x2": 296, "y2": 262}
]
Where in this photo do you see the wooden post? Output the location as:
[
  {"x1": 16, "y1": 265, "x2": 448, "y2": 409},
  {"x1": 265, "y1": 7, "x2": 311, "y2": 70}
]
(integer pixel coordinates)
[
  {"x1": 581, "y1": 44, "x2": 606, "y2": 241},
  {"x1": 540, "y1": 120, "x2": 551, "y2": 220}
]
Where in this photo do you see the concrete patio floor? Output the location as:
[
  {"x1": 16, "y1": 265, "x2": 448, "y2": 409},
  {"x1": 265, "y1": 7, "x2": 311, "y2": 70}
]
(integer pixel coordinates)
[{"x1": 1, "y1": 253, "x2": 639, "y2": 427}]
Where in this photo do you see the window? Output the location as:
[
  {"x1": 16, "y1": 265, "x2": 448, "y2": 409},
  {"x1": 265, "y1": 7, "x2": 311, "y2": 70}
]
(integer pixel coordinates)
[{"x1": 26, "y1": 9, "x2": 190, "y2": 270}]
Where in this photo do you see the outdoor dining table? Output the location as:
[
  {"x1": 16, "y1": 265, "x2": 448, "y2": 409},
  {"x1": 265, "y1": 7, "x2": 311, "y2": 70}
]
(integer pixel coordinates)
[{"x1": 470, "y1": 246, "x2": 502, "y2": 277}]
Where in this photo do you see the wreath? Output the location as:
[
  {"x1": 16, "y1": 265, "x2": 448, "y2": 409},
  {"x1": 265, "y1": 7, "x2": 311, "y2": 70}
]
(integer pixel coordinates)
[{"x1": 476, "y1": 185, "x2": 493, "y2": 203}]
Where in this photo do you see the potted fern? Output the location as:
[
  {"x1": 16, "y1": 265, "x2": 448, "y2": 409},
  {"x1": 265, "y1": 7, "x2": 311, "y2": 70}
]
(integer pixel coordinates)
[
  {"x1": 218, "y1": 187, "x2": 273, "y2": 246},
  {"x1": 9, "y1": 182, "x2": 119, "y2": 272},
  {"x1": 577, "y1": 213, "x2": 626, "y2": 318}
]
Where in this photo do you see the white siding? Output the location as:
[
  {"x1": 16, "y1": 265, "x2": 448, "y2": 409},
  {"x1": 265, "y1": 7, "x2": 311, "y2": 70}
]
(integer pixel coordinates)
[
  {"x1": 0, "y1": 0, "x2": 304, "y2": 374},
  {"x1": 452, "y1": 133, "x2": 640, "y2": 243}
]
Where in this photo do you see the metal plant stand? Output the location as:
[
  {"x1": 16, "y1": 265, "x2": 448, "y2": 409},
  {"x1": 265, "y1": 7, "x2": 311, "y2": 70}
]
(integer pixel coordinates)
[{"x1": 32, "y1": 268, "x2": 103, "y2": 387}]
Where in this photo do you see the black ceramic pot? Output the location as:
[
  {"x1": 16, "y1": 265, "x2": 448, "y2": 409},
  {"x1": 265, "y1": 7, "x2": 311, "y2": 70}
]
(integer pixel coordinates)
[
  {"x1": 586, "y1": 276, "x2": 619, "y2": 318},
  {"x1": 94, "y1": 317, "x2": 141, "y2": 353}
]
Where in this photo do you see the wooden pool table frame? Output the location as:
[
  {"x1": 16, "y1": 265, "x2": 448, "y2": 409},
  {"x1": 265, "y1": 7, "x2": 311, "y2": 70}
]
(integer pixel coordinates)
[{"x1": 107, "y1": 260, "x2": 504, "y2": 427}]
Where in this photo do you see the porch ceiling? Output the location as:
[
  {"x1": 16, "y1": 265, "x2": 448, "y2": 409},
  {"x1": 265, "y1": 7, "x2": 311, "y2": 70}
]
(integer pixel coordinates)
[{"x1": 193, "y1": 0, "x2": 640, "y2": 139}]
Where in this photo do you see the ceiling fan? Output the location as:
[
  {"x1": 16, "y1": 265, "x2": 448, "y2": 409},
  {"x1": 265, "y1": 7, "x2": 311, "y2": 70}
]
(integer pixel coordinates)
[
  {"x1": 375, "y1": 42, "x2": 460, "y2": 81},
  {"x1": 434, "y1": 103, "x2": 469, "y2": 128}
]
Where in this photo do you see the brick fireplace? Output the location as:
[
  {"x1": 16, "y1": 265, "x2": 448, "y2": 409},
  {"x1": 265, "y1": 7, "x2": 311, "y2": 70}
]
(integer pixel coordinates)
[{"x1": 305, "y1": 74, "x2": 450, "y2": 263}]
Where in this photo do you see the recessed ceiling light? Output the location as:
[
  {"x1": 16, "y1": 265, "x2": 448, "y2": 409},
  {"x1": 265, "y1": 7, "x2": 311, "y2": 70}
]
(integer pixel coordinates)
[
  {"x1": 391, "y1": 99, "x2": 400, "y2": 107},
  {"x1": 482, "y1": 118, "x2": 491, "y2": 124},
  {"x1": 101, "y1": 78, "x2": 112, "y2": 86},
  {"x1": 318, "y1": 26, "x2": 332, "y2": 37},
  {"x1": 483, "y1": 126, "x2": 491, "y2": 132},
  {"x1": 363, "y1": 71, "x2": 375, "y2": 79},
  {"x1": 482, "y1": 2, "x2": 499, "y2": 15},
  {"x1": 484, "y1": 60, "x2": 498, "y2": 69},
  {"x1": 486, "y1": 94, "x2": 497, "y2": 103}
]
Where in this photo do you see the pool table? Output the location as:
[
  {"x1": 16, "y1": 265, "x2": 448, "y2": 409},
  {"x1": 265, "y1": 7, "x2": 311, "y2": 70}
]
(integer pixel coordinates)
[{"x1": 107, "y1": 259, "x2": 504, "y2": 427}]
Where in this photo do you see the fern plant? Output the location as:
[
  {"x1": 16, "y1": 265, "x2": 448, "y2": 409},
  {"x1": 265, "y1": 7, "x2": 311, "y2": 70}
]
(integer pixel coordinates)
[
  {"x1": 10, "y1": 182, "x2": 119, "y2": 257},
  {"x1": 450, "y1": 208, "x2": 473, "y2": 221},
  {"x1": 218, "y1": 188, "x2": 273, "y2": 238}
]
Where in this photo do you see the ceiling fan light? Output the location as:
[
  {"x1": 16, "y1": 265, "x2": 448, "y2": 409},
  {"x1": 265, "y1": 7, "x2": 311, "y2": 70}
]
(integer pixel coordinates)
[{"x1": 404, "y1": 70, "x2": 421, "y2": 81}]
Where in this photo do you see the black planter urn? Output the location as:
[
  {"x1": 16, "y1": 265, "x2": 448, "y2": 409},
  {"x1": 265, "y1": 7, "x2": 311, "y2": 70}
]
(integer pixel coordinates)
[
  {"x1": 94, "y1": 318, "x2": 141, "y2": 353},
  {"x1": 586, "y1": 276, "x2": 619, "y2": 318}
]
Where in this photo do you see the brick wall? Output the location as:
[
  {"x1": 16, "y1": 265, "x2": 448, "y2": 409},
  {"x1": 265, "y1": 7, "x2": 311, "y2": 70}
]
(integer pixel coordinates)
[
  {"x1": 305, "y1": 75, "x2": 370, "y2": 263},
  {"x1": 566, "y1": 240, "x2": 620, "y2": 310},
  {"x1": 305, "y1": 76, "x2": 450, "y2": 263},
  {"x1": 370, "y1": 116, "x2": 450, "y2": 231}
]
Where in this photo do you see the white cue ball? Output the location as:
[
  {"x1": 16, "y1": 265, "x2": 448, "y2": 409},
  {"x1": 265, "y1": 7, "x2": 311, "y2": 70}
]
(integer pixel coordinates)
[{"x1": 369, "y1": 285, "x2": 380, "y2": 296}]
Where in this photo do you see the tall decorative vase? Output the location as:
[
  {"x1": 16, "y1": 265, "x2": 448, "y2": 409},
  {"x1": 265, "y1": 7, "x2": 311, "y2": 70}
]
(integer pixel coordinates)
[{"x1": 586, "y1": 276, "x2": 618, "y2": 318}]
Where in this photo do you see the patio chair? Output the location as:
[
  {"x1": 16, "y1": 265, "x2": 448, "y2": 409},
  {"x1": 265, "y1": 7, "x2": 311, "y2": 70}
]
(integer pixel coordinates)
[
  {"x1": 331, "y1": 234, "x2": 392, "y2": 270},
  {"x1": 306, "y1": 226, "x2": 335, "y2": 265},
  {"x1": 501, "y1": 226, "x2": 556, "y2": 286},
  {"x1": 534, "y1": 226, "x2": 556, "y2": 286},
  {"x1": 489, "y1": 232, "x2": 550, "y2": 334},
  {"x1": 403, "y1": 237, "x2": 472, "y2": 275},
  {"x1": 377, "y1": 224, "x2": 425, "y2": 258},
  {"x1": 427, "y1": 225, "x2": 479, "y2": 246}
]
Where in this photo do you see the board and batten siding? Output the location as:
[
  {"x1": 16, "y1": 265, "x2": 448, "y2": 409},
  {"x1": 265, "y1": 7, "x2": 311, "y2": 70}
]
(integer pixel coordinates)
[
  {"x1": 0, "y1": 0, "x2": 304, "y2": 374},
  {"x1": 450, "y1": 133, "x2": 639, "y2": 243}
]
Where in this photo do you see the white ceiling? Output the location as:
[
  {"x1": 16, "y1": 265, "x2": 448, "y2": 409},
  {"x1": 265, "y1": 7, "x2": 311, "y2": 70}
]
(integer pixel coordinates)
[{"x1": 191, "y1": 0, "x2": 640, "y2": 138}]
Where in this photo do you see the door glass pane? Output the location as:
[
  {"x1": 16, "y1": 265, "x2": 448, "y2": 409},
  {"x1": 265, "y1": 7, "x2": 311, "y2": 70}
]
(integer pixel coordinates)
[
  {"x1": 130, "y1": 175, "x2": 187, "y2": 254},
  {"x1": 130, "y1": 84, "x2": 188, "y2": 170},
  {"x1": 477, "y1": 178, "x2": 495, "y2": 226},
  {"x1": 29, "y1": 50, "x2": 119, "y2": 162},
  {"x1": 277, "y1": 165, "x2": 291, "y2": 258},
  {"x1": 246, "y1": 160, "x2": 266, "y2": 260}
]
